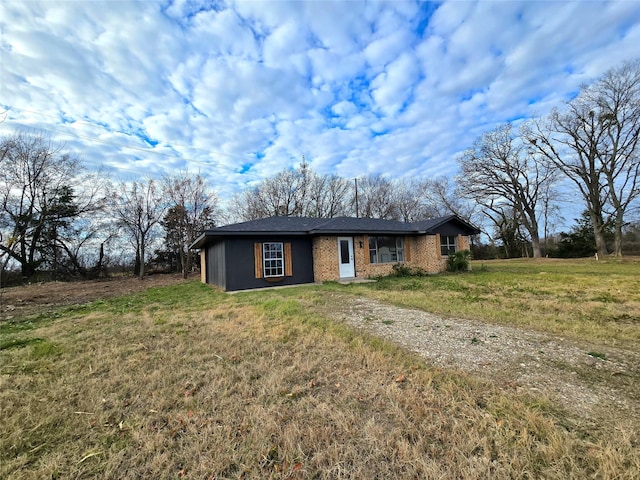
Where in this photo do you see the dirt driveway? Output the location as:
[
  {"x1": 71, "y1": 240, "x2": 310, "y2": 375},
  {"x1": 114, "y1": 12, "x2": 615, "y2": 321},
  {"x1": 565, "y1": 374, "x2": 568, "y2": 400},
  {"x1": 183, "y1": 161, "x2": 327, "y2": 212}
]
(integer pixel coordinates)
[{"x1": 317, "y1": 293, "x2": 640, "y2": 430}]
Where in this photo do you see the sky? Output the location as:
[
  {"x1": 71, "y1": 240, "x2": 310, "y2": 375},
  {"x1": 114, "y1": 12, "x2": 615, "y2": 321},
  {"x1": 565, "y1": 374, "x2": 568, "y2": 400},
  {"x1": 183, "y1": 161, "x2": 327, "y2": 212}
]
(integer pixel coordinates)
[{"x1": 2, "y1": 0, "x2": 640, "y2": 215}]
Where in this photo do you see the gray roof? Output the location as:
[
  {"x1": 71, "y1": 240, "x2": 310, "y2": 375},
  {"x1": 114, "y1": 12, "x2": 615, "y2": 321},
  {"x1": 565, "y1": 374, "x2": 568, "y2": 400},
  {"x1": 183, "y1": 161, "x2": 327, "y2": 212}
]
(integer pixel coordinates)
[{"x1": 191, "y1": 215, "x2": 480, "y2": 249}]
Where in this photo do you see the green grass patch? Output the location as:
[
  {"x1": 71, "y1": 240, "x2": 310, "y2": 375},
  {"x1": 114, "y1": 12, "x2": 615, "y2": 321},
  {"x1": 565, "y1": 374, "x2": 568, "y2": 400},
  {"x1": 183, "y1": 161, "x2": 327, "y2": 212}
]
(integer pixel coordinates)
[
  {"x1": 0, "y1": 336, "x2": 44, "y2": 350},
  {"x1": 0, "y1": 311, "x2": 60, "y2": 335},
  {"x1": 30, "y1": 340, "x2": 63, "y2": 358},
  {"x1": 587, "y1": 351, "x2": 608, "y2": 360}
]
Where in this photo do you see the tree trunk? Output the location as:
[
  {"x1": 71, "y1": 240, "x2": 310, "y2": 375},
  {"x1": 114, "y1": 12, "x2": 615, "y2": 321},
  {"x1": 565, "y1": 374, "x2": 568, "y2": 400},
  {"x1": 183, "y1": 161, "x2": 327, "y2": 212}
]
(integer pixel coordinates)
[
  {"x1": 613, "y1": 214, "x2": 624, "y2": 257},
  {"x1": 21, "y1": 262, "x2": 36, "y2": 279},
  {"x1": 95, "y1": 242, "x2": 105, "y2": 278},
  {"x1": 590, "y1": 212, "x2": 609, "y2": 257},
  {"x1": 138, "y1": 244, "x2": 145, "y2": 280},
  {"x1": 530, "y1": 231, "x2": 542, "y2": 258},
  {"x1": 134, "y1": 251, "x2": 141, "y2": 277},
  {"x1": 179, "y1": 247, "x2": 187, "y2": 279}
]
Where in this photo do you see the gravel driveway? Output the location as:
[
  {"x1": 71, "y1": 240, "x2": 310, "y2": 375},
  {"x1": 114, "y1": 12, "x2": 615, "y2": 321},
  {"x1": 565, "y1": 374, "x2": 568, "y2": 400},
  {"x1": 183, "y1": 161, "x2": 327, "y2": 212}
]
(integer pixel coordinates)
[{"x1": 322, "y1": 294, "x2": 640, "y2": 427}]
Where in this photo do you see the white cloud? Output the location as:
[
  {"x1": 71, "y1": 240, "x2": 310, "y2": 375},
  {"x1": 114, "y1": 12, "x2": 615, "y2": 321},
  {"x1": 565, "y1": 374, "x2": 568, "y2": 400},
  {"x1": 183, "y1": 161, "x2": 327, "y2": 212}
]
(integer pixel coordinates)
[
  {"x1": 1, "y1": 0, "x2": 639, "y2": 218},
  {"x1": 370, "y1": 52, "x2": 421, "y2": 116}
]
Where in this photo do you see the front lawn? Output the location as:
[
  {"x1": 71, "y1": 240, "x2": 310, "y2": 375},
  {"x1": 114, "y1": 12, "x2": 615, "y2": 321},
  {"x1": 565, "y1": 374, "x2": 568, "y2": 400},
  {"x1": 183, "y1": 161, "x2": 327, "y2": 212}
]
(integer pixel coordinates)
[{"x1": 1, "y1": 276, "x2": 638, "y2": 478}]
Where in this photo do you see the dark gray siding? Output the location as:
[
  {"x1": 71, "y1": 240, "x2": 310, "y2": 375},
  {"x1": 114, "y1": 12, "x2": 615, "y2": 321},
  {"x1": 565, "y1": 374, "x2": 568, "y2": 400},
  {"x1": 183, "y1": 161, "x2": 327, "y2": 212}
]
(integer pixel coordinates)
[
  {"x1": 206, "y1": 241, "x2": 226, "y2": 289},
  {"x1": 225, "y1": 237, "x2": 314, "y2": 291},
  {"x1": 434, "y1": 224, "x2": 473, "y2": 236}
]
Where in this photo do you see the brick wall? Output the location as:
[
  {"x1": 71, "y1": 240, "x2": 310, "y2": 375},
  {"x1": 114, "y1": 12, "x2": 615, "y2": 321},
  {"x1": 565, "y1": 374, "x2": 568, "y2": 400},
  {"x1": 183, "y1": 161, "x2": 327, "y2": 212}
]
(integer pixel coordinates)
[
  {"x1": 407, "y1": 235, "x2": 446, "y2": 273},
  {"x1": 458, "y1": 234, "x2": 470, "y2": 251},
  {"x1": 312, "y1": 236, "x2": 339, "y2": 282},
  {"x1": 312, "y1": 233, "x2": 464, "y2": 281}
]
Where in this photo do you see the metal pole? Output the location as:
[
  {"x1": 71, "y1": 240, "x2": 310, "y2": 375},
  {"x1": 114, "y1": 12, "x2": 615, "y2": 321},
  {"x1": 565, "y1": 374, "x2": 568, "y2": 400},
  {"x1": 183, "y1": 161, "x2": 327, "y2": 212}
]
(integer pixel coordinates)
[{"x1": 354, "y1": 178, "x2": 359, "y2": 218}]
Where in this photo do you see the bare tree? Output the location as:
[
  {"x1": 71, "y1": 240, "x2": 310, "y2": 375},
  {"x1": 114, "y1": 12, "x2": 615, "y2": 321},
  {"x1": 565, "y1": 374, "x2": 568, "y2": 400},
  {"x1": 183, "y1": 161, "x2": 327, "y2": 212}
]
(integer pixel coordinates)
[
  {"x1": 524, "y1": 59, "x2": 640, "y2": 256},
  {"x1": 393, "y1": 178, "x2": 427, "y2": 222},
  {"x1": 232, "y1": 165, "x2": 308, "y2": 220},
  {"x1": 306, "y1": 173, "x2": 352, "y2": 218},
  {"x1": 491, "y1": 206, "x2": 530, "y2": 258},
  {"x1": 423, "y1": 177, "x2": 477, "y2": 221},
  {"x1": 0, "y1": 131, "x2": 105, "y2": 278},
  {"x1": 229, "y1": 160, "x2": 352, "y2": 221},
  {"x1": 457, "y1": 124, "x2": 557, "y2": 258},
  {"x1": 354, "y1": 174, "x2": 397, "y2": 219},
  {"x1": 163, "y1": 171, "x2": 218, "y2": 278},
  {"x1": 111, "y1": 179, "x2": 166, "y2": 279}
]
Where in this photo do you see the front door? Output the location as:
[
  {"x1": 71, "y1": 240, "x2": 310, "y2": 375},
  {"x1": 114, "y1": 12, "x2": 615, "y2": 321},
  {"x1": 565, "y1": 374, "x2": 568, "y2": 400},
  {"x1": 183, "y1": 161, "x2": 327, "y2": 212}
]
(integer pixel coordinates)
[{"x1": 338, "y1": 237, "x2": 355, "y2": 278}]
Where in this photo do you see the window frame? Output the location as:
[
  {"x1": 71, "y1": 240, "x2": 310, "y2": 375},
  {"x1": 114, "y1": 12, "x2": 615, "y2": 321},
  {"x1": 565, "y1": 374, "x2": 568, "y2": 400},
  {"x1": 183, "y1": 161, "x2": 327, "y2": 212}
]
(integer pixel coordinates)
[
  {"x1": 440, "y1": 235, "x2": 458, "y2": 256},
  {"x1": 262, "y1": 242, "x2": 284, "y2": 277},
  {"x1": 368, "y1": 236, "x2": 405, "y2": 264}
]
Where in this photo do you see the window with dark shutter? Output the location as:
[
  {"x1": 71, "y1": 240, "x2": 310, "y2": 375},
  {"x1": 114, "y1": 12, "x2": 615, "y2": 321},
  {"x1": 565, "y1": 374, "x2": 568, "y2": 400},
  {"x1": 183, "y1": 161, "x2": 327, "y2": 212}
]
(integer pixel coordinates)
[{"x1": 256, "y1": 242, "x2": 292, "y2": 279}]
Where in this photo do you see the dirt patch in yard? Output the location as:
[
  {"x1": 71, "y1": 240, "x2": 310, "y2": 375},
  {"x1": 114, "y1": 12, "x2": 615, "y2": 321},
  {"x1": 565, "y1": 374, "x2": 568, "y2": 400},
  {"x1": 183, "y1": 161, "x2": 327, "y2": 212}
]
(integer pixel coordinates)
[{"x1": 0, "y1": 274, "x2": 193, "y2": 321}]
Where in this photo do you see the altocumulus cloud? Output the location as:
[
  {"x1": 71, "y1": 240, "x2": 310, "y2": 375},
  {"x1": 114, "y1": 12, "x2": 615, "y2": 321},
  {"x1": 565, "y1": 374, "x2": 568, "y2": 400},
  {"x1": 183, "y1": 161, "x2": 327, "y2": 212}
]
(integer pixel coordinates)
[{"x1": 1, "y1": 0, "x2": 639, "y2": 202}]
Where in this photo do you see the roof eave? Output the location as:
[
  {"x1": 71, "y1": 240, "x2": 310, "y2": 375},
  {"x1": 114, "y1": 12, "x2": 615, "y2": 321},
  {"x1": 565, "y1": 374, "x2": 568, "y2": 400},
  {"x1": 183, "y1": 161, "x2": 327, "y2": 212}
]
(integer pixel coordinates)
[
  {"x1": 189, "y1": 230, "x2": 311, "y2": 249},
  {"x1": 311, "y1": 229, "x2": 418, "y2": 235},
  {"x1": 190, "y1": 232, "x2": 209, "y2": 250}
]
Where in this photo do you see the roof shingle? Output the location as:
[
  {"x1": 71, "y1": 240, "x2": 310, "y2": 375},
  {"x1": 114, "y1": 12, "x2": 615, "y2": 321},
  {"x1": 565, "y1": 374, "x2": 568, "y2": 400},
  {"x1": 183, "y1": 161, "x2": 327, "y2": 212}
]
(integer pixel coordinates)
[{"x1": 191, "y1": 215, "x2": 480, "y2": 249}]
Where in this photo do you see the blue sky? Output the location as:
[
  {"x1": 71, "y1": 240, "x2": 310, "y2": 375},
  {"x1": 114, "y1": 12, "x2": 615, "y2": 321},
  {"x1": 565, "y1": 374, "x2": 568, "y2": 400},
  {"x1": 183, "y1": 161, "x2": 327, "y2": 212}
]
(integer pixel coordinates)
[{"x1": 2, "y1": 0, "x2": 640, "y2": 215}]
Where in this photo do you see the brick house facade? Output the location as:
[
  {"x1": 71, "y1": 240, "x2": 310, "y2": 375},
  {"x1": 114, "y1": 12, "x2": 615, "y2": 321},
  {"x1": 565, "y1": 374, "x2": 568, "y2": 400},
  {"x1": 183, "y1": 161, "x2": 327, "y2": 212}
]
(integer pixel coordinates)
[
  {"x1": 192, "y1": 215, "x2": 479, "y2": 291},
  {"x1": 311, "y1": 233, "x2": 472, "y2": 282}
]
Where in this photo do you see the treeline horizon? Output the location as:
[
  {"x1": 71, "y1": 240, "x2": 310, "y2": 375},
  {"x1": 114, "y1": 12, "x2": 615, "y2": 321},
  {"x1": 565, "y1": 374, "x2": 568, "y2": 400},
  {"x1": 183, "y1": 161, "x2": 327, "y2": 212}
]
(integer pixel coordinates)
[{"x1": 2, "y1": 59, "x2": 639, "y2": 283}]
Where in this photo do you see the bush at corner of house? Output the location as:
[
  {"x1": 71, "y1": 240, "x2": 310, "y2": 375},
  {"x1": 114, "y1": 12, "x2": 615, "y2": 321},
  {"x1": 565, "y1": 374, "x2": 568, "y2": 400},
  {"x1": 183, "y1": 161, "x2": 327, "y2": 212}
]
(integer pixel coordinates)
[{"x1": 446, "y1": 250, "x2": 472, "y2": 273}]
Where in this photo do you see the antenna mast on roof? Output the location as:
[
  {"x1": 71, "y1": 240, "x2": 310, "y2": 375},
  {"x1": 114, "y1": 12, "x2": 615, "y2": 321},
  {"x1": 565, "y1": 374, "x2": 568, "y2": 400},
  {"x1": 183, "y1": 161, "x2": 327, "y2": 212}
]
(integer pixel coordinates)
[{"x1": 354, "y1": 178, "x2": 359, "y2": 218}]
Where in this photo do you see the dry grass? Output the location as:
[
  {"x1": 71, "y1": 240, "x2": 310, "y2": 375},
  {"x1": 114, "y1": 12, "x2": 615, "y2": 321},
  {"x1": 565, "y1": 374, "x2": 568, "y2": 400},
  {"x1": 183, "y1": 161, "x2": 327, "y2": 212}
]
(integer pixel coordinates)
[
  {"x1": 2, "y1": 279, "x2": 639, "y2": 478},
  {"x1": 330, "y1": 257, "x2": 640, "y2": 348}
]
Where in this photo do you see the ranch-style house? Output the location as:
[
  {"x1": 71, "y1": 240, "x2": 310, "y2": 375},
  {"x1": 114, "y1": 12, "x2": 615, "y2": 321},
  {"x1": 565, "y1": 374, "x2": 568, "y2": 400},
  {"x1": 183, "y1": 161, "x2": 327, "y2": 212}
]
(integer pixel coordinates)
[{"x1": 191, "y1": 215, "x2": 480, "y2": 291}]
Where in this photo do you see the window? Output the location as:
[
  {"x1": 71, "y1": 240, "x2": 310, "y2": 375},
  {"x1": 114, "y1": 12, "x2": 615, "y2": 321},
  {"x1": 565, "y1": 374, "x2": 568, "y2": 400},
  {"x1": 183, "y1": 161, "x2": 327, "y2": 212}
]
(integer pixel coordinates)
[
  {"x1": 263, "y1": 242, "x2": 284, "y2": 277},
  {"x1": 369, "y1": 236, "x2": 405, "y2": 264},
  {"x1": 441, "y1": 235, "x2": 458, "y2": 256},
  {"x1": 254, "y1": 242, "x2": 292, "y2": 279}
]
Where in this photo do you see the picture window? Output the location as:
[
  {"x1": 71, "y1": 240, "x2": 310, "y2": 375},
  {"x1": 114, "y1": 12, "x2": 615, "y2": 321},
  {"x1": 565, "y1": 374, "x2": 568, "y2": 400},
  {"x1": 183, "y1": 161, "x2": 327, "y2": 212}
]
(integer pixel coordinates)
[{"x1": 369, "y1": 236, "x2": 405, "y2": 264}]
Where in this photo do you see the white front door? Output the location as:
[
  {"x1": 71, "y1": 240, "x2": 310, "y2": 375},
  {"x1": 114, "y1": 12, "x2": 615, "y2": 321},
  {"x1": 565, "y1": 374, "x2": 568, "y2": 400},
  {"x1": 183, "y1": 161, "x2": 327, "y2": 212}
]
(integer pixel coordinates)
[{"x1": 338, "y1": 237, "x2": 355, "y2": 278}]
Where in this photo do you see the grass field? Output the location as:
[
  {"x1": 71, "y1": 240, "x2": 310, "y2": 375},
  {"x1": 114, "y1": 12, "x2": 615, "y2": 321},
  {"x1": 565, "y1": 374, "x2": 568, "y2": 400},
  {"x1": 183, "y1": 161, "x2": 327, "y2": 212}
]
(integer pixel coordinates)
[
  {"x1": 328, "y1": 257, "x2": 640, "y2": 348},
  {"x1": 1, "y1": 258, "x2": 639, "y2": 478}
]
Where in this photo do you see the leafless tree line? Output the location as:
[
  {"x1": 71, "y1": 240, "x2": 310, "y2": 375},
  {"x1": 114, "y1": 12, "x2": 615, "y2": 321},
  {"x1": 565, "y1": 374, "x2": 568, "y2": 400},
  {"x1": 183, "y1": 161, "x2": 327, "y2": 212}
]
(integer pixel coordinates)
[
  {"x1": 458, "y1": 59, "x2": 640, "y2": 258},
  {"x1": 2, "y1": 59, "x2": 638, "y2": 282},
  {"x1": 0, "y1": 131, "x2": 218, "y2": 282},
  {"x1": 229, "y1": 160, "x2": 476, "y2": 224},
  {"x1": 232, "y1": 59, "x2": 640, "y2": 258}
]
